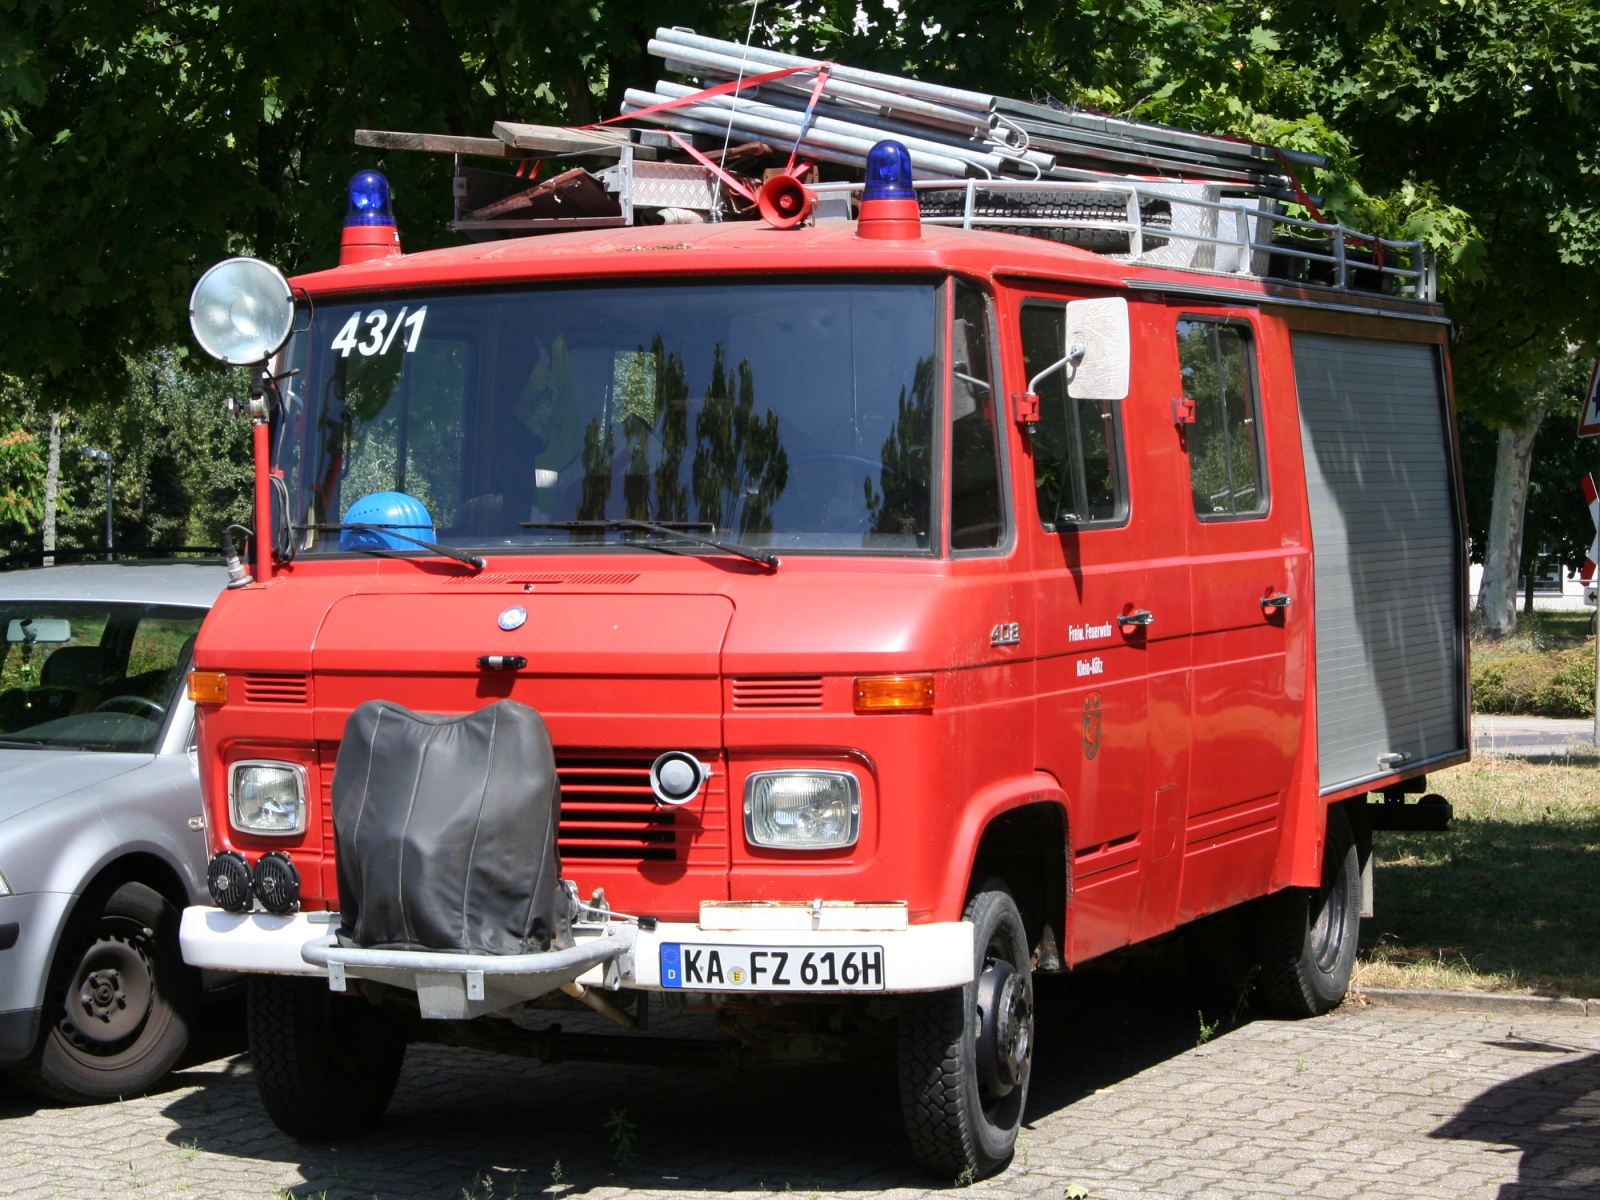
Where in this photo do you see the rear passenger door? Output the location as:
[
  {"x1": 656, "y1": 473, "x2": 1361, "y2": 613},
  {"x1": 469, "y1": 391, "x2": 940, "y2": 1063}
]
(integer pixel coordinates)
[{"x1": 1171, "y1": 308, "x2": 1300, "y2": 917}]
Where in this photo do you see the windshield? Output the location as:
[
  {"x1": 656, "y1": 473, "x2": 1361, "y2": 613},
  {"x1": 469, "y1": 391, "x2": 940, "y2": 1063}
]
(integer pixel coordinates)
[
  {"x1": 0, "y1": 602, "x2": 204, "y2": 752},
  {"x1": 277, "y1": 281, "x2": 940, "y2": 556}
]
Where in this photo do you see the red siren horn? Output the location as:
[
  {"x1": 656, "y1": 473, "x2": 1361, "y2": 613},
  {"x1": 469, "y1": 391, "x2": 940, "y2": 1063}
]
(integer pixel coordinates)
[{"x1": 758, "y1": 173, "x2": 816, "y2": 230}]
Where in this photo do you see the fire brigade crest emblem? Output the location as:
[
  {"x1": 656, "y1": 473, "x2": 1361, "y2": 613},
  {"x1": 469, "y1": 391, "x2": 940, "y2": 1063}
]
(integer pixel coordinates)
[{"x1": 1083, "y1": 692, "x2": 1102, "y2": 759}]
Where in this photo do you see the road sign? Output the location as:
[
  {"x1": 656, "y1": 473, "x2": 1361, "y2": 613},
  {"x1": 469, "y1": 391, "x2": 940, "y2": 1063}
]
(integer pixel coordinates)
[
  {"x1": 1585, "y1": 474, "x2": 1600, "y2": 581},
  {"x1": 1579, "y1": 361, "x2": 1600, "y2": 437}
]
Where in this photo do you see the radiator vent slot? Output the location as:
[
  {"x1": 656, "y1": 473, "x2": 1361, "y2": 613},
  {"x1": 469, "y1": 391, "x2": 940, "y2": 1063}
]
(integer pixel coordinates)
[
  {"x1": 442, "y1": 572, "x2": 640, "y2": 586},
  {"x1": 556, "y1": 752, "x2": 680, "y2": 862},
  {"x1": 241, "y1": 674, "x2": 310, "y2": 705},
  {"x1": 732, "y1": 676, "x2": 824, "y2": 710}
]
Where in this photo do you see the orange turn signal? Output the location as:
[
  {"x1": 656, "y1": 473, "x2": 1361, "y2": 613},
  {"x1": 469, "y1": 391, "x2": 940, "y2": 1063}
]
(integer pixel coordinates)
[
  {"x1": 853, "y1": 673, "x2": 935, "y2": 714},
  {"x1": 187, "y1": 671, "x2": 228, "y2": 705}
]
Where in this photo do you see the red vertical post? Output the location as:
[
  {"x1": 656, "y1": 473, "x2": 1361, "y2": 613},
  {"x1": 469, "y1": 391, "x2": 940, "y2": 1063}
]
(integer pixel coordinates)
[{"x1": 253, "y1": 420, "x2": 273, "y2": 582}]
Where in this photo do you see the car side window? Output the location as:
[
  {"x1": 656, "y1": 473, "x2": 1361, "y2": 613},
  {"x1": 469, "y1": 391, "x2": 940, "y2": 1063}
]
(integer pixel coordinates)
[
  {"x1": 1178, "y1": 319, "x2": 1268, "y2": 519},
  {"x1": 1021, "y1": 303, "x2": 1127, "y2": 529},
  {"x1": 949, "y1": 282, "x2": 1006, "y2": 551}
]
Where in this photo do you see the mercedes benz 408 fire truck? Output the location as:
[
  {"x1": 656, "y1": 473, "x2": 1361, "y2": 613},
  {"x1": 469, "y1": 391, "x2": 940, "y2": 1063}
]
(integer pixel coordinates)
[{"x1": 179, "y1": 117, "x2": 1466, "y2": 1178}]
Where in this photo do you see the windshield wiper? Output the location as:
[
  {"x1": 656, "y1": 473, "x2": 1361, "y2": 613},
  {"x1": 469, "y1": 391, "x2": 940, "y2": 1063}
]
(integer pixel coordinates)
[
  {"x1": 520, "y1": 519, "x2": 779, "y2": 570},
  {"x1": 297, "y1": 524, "x2": 486, "y2": 571}
]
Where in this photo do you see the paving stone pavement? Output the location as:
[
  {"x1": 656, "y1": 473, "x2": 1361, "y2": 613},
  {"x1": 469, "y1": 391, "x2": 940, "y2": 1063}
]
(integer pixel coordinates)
[{"x1": 2, "y1": 975, "x2": 1597, "y2": 1200}]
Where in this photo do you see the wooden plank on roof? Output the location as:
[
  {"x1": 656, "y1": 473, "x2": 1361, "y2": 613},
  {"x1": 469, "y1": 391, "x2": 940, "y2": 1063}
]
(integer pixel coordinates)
[
  {"x1": 354, "y1": 129, "x2": 533, "y2": 158},
  {"x1": 491, "y1": 121, "x2": 632, "y2": 153}
]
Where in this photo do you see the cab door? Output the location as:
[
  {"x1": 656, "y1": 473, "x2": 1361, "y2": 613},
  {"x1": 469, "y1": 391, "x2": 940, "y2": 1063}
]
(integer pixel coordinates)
[
  {"x1": 1010, "y1": 291, "x2": 1148, "y2": 963},
  {"x1": 1168, "y1": 308, "x2": 1299, "y2": 920}
]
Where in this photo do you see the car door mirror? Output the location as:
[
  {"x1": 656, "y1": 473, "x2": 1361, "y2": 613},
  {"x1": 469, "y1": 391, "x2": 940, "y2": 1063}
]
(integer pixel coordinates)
[{"x1": 1065, "y1": 297, "x2": 1129, "y2": 400}]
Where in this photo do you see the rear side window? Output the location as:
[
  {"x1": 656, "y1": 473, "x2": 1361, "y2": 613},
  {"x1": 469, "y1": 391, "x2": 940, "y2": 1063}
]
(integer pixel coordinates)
[
  {"x1": 949, "y1": 282, "x2": 1005, "y2": 551},
  {"x1": 1021, "y1": 304, "x2": 1126, "y2": 529},
  {"x1": 1178, "y1": 319, "x2": 1268, "y2": 519}
]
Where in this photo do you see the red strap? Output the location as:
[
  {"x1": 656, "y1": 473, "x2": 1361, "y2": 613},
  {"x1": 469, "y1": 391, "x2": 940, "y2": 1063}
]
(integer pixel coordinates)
[
  {"x1": 1272, "y1": 148, "x2": 1325, "y2": 224},
  {"x1": 665, "y1": 132, "x2": 758, "y2": 203},
  {"x1": 591, "y1": 63, "x2": 829, "y2": 128}
]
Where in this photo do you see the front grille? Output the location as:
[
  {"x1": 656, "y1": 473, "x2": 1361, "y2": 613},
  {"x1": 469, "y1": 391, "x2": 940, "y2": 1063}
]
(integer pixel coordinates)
[
  {"x1": 556, "y1": 752, "x2": 679, "y2": 862},
  {"x1": 732, "y1": 676, "x2": 824, "y2": 710},
  {"x1": 241, "y1": 674, "x2": 310, "y2": 705}
]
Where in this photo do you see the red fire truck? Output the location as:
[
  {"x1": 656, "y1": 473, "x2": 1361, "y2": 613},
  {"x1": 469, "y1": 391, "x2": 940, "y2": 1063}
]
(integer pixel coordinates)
[{"x1": 179, "y1": 128, "x2": 1466, "y2": 1178}]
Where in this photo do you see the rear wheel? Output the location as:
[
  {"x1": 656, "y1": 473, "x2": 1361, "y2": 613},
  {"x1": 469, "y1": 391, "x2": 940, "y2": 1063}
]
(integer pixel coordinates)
[
  {"x1": 247, "y1": 974, "x2": 406, "y2": 1139},
  {"x1": 1253, "y1": 803, "x2": 1362, "y2": 1016},
  {"x1": 6, "y1": 880, "x2": 198, "y2": 1103},
  {"x1": 897, "y1": 883, "x2": 1033, "y2": 1180}
]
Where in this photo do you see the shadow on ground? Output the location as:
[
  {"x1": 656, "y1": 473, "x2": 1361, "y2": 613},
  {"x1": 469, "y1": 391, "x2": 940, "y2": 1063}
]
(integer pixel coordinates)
[
  {"x1": 1433, "y1": 1034, "x2": 1600, "y2": 1199},
  {"x1": 129, "y1": 942, "x2": 1206, "y2": 1198}
]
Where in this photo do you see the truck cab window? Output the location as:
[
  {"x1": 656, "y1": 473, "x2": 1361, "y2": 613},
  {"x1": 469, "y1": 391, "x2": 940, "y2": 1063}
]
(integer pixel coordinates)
[
  {"x1": 1021, "y1": 304, "x2": 1126, "y2": 529},
  {"x1": 949, "y1": 283, "x2": 1004, "y2": 550},
  {"x1": 1178, "y1": 319, "x2": 1268, "y2": 519}
]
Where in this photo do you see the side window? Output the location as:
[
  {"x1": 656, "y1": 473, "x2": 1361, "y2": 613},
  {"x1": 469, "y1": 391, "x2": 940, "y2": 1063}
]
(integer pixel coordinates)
[
  {"x1": 1021, "y1": 304, "x2": 1126, "y2": 528},
  {"x1": 949, "y1": 282, "x2": 1005, "y2": 551},
  {"x1": 1177, "y1": 319, "x2": 1268, "y2": 519}
]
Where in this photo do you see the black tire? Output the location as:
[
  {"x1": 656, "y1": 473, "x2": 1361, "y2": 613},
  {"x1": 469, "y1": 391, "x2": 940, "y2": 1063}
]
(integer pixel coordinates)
[
  {"x1": 247, "y1": 974, "x2": 405, "y2": 1140},
  {"x1": 1252, "y1": 803, "x2": 1361, "y2": 1017},
  {"x1": 897, "y1": 882, "x2": 1033, "y2": 1181},
  {"x1": 5, "y1": 880, "x2": 199, "y2": 1103}
]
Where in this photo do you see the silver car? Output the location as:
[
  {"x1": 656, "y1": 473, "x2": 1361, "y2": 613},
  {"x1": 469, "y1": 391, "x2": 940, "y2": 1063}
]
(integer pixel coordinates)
[{"x1": 0, "y1": 562, "x2": 225, "y2": 1102}]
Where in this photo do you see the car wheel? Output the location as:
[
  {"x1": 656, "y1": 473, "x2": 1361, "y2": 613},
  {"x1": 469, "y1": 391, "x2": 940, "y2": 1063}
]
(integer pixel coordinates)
[
  {"x1": 248, "y1": 974, "x2": 406, "y2": 1139},
  {"x1": 6, "y1": 880, "x2": 199, "y2": 1103},
  {"x1": 1252, "y1": 803, "x2": 1362, "y2": 1017},
  {"x1": 897, "y1": 881, "x2": 1033, "y2": 1180}
]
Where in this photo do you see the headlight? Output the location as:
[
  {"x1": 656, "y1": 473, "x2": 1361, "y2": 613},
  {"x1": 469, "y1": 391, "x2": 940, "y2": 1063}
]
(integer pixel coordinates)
[
  {"x1": 229, "y1": 761, "x2": 308, "y2": 835},
  {"x1": 744, "y1": 771, "x2": 860, "y2": 849},
  {"x1": 189, "y1": 256, "x2": 295, "y2": 365}
]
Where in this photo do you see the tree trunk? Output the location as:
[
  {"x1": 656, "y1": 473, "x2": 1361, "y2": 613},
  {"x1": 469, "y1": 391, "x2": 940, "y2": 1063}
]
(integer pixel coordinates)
[
  {"x1": 1478, "y1": 409, "x2": 1545, "y2": 636},
  {"x1": 42, "y1": 411, "x2": 60, "y2": 567}
]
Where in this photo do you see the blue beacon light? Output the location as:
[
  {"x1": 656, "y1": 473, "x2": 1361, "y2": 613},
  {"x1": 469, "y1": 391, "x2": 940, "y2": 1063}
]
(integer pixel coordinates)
[
  {"x1": 856, "y1": 140, "x2": 921, "y2": 241},
  {"x1": 340, "y1": 170, "x2": 401, "y2": 265},
  {"x1": 863, "y1": 141, "x2": 916, "y2": 202},
  {"x1": 345, "y1": 170, "x2": 394, "y2": 226}
]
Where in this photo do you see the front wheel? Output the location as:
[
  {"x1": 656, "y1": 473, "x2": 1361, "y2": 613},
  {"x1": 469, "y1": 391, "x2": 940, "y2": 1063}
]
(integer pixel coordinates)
[
  {"x1": 1252, "y1": 803, "x2": 1362, "y2": 1016},
  {"x1": 6, "y1": 880, "x2": 199, "y2": 1103},
  {"x1": 897, "y1": 883, "x2": 1033, "y2": 1180},
  {"x1": 247, "y1": 975, "x2": 406, "y2": 1139}
]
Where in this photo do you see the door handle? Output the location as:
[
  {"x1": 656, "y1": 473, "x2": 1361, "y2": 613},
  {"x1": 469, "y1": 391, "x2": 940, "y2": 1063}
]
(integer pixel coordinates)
[
  {"x1": 1117, "y1": 610, "x2": 1155, "y2": 628},
  {"x1": 1261, "y1": 593, "x2": 1291, "y2": 609}
]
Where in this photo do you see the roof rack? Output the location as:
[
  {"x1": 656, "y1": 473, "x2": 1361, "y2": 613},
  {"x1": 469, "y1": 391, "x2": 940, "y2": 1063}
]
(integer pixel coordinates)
[{"x1": 352, "y1": 28, "x2": 1436, "y2": 305}]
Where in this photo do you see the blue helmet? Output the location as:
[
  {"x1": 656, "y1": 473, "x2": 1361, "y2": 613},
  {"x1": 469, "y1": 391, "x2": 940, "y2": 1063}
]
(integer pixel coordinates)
[{"x1": 340, "y1": 491, "x2": 436, "y2": 552}]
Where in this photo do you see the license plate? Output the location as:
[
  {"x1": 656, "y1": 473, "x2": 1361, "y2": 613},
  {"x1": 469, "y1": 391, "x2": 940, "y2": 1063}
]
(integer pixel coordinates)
[{"x1": 660, "y1": 943, "x2": 885, "y2": 991}]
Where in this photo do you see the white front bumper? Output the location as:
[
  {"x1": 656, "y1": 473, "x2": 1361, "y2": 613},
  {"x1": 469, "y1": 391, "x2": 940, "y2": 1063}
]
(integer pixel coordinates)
[{"x1": 180, "y1": 906, "x2": 975, "y2": 993}]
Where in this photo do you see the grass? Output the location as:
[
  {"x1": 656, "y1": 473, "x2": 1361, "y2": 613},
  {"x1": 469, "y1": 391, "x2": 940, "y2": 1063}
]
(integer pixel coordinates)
[{"x1": 1354, "y1": 756, "x2": 1600, "y2": 997}]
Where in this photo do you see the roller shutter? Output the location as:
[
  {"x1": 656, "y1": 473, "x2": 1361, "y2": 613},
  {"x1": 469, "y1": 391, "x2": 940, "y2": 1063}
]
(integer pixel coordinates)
[{"x1": 1292, "y1": 333, "x2": 1466, "y2": 793}]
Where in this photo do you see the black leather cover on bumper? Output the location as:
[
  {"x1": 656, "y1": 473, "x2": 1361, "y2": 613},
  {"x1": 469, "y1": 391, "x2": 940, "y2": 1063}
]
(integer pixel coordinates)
[{"x1": 0, "y1": 1006, "x2": 40, "y2": 1067}]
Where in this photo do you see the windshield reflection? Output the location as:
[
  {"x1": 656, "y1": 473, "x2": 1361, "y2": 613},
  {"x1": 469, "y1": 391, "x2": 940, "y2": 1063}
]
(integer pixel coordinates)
[{"x1": 279, "y1": 281, "x2": 939, "y2": 554}]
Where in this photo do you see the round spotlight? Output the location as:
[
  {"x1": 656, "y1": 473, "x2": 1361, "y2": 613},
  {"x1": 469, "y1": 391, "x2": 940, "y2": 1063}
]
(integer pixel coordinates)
[
  {"x1": 649, "y1": 751, "x2": 710, "y2": 806},
  {"x1": 207, "y1": 850, "x2": 253, "y2": 913},
  {"x1": 252, "y1": 851, "x2": 302, "y2": 915},
  {"x1": 188, "y1": 256, "x2": 295, "y2": 365}
]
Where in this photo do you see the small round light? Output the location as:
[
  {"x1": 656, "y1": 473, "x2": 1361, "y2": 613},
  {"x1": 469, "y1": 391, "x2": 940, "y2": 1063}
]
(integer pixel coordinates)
[
  {"x1": 207, "y1": 851, "x2": 253, "y2": 913},
  {"x1": 346, "y1": 170, "x2": 394, "y2": 226},
  {"x1": 650, "y1": 751, "x2": 709, "y2": 806},
  {"x1": 188, "y1": 257, "x2": 295, "y2": 365},
  {"x1": 863, "y1": 141, "x2": 915, "y2": 202},
  {"x1": 252, "y1": 851, "x2": 301, "y2": 915}
]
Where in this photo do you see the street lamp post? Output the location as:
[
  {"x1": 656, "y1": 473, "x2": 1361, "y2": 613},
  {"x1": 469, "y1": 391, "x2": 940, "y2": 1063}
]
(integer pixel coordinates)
[{"x1": 80, "y1": 448, "x2": 112, "y2": 562}]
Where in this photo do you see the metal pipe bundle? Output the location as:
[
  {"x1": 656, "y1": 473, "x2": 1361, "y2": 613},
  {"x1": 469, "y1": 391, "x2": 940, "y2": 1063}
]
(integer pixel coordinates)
[{"x1": 639, "y1": 26, "x2": 1328, "y2": 191}]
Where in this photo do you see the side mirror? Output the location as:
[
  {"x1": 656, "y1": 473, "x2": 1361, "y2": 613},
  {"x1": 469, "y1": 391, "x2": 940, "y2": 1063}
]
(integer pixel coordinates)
[{"x1": 1065, "y1": 297, "x2": 1130, "y2": 401}]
